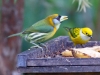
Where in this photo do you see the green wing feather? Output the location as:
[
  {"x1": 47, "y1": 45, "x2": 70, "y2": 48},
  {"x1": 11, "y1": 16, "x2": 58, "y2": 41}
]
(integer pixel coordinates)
[
  {"x1": 65, "y1": 27, "x2": 80, "y2": 38},
  {"x1": 72, "y1": 28, "x2": 80, "y2": 38},
  {"x1": 23, "y1": 19, "x2": 53, "y2": 34}
]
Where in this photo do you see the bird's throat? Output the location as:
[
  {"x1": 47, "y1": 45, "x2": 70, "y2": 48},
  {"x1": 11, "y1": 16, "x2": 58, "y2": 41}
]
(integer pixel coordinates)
[{"x1": 80, "y1": 29, "x2": 90, "y2": 41}]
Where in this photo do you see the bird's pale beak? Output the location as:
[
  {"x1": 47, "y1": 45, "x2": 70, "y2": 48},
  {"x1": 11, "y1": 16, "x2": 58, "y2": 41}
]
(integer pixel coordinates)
[
  {"x1": 90, "y1": 36, "x2": 92, "y2": 39},
  {"x1": 60, "y1": 16, "x2": 68, "y2": 22},
  {"x1": 88, "y1": 35, "x2": 92, "y2": 39}
]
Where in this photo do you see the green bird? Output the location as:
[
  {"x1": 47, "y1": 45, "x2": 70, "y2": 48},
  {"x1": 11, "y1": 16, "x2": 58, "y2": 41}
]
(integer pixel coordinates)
[{"x1": 8, "y1": 14, "x2": 68, "y2": 50}]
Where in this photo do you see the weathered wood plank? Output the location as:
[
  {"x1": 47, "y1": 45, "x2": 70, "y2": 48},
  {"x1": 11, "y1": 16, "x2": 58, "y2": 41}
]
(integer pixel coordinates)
[
  {"x1": 26, "y1": 58, "x2": 100, "y2": 66},
  {"x1": 17, "y1": 66, "x2": 100, "y2": 73},
  {"x1": 17, "y1": 36, "x2": 100, "y2": 73},
  {"x1": 17, "y1": 55, "x2": 28, "y2": 67}
]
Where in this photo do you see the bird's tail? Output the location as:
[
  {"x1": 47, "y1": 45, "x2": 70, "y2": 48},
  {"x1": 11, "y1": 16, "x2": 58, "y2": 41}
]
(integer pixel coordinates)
[
  {"x1": 8, "y1": 32, "x2": 22, "y2": 38},
  {"x1": 64, "y1": 27, "x2": 71, "y2": 31}
]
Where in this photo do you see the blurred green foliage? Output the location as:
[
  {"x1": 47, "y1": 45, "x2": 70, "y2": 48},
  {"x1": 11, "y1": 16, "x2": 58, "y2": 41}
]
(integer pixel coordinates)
[{"x1": 22, "y1": 0, "x2": 100, "y2": 51}]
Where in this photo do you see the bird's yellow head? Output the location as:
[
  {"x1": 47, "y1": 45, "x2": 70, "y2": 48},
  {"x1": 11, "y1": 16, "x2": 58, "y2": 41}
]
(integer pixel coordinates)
[
  {"x1": 81, "y1": 27, "x2": 93, "y2": 39},
  {"x1": 46, "y1": 14, "x2": 68, "y2": 26}
]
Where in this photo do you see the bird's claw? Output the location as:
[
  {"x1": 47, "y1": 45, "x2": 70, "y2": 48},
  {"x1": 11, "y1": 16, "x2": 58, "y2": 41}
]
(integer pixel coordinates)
[
  {"x1": 39, "y1": 43, "x2": 48, "y2": 51},
  {"x1": 81, "y1": 44, "x2": 85, "y2": 48},
  {"x1": 30, "y1": 45, "x2": 45, "y2": 55}
]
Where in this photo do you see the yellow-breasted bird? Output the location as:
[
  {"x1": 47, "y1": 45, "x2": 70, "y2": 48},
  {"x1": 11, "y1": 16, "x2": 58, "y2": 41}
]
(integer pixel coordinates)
[
  {"x1": 8, "y1": 14, "x2": 68, "y2": 50},
  {"x1": 64, "y1": 27, "x2": 93, "y2": 47}
]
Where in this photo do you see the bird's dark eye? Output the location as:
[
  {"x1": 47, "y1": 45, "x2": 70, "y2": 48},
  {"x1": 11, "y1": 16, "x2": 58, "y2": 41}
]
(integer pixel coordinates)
[
  {"x1": 58, "y1": 15, "x2": 61, "y2": 18},
  {"x1": 56, "y1": 15, "x2": 61, "y2": 20},
  {"x1": 86, "y1": 33, "x2": 88, "y2": 35}
]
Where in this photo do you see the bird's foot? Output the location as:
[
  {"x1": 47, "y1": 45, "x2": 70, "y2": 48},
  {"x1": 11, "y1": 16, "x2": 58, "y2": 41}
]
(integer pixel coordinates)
[
  {"x1": 38, "y1": 46, "x2": 45, "y2": 56},
  {"x1": 39, "y1": 43, "x2": 48, "y2": 52},
  {"x1": 30, "y1": 45, "x2": 39, "y2": 49},
  {"x1": 30, "y1": 45, "x2": 45, "y2": 55},
  {"x1": 30, "y1": 44, "x2": 43, "y2": 51},
  {"x1": 29, "y1": 45, "x2": 40, "y2": 50},
  {"x1": 81, "y1": 44, "x2": 85, "y2": 48},
  {"x1": 39, "y1": 43, "x2": 49, "y2": 57}
]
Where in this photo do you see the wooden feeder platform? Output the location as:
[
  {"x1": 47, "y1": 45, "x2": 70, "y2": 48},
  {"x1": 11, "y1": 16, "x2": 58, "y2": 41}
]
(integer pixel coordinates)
[{"x1": 17, "y1": 36, "x2": 100, "y2": 73}]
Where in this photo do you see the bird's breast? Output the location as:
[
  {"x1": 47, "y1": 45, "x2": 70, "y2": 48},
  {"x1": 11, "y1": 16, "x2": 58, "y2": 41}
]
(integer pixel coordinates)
[
  {"x1": 70, "y1": 36, "x2": 89, "y2": 45},
  {"x1": 80, "y1": 30, "x2": 90, "y2": 41},
  {"x1": 55, "y1": 24, "x2": 60, "y2": 30}
]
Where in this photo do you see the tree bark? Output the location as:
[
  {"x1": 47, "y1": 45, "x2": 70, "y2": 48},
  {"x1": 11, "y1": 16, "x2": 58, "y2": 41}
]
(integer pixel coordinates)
[{"x1": 0, "y1": 0, "x2": 24, "y2": 75}]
